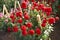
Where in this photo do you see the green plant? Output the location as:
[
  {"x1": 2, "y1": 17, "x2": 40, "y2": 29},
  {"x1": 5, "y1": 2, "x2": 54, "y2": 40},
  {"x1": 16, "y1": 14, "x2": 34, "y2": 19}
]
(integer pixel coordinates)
[{"x1": 0, "y1": 0, "x2": 15, "y2": 12}]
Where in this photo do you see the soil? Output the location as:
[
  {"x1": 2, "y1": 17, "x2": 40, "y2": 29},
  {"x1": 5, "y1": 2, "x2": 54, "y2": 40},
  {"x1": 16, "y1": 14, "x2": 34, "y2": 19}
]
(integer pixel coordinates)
[
  {"x1": 0, "y1": 32, "x2": 16, "y2": 40},
  {"x1": 50, "y1": 21, "x2": 60, "y2": 40}
]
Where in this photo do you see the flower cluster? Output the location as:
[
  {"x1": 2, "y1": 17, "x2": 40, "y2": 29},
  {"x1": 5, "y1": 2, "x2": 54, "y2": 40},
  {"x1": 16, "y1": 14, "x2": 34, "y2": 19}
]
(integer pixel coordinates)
[{"x1": 0, "y1": 0, "x2": 59, "y2": 40}]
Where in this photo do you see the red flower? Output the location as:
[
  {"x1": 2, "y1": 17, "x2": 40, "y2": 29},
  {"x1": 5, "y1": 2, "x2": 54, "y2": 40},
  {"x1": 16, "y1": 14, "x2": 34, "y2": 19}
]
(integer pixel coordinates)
[
  {"x1": 7, "y1": 27, "x2": 11, "y2": 32},
  {"x1": 17, "y1": 18, "x2": 23, "y2": 23},
  {"x1": 42, "y1": 7, "x2": 52, "y2": 13},
  {"x1": 26, "y1": 22, "x2": 33, "y2": 28},
  {"x1": 41, "y1": 23, "x2": 46, "y2": 27},
  {"x1": 21, "y1": 1, "x2": 27, "y2": 9},
  {"x1": 42, "y1": 19, "x2": 47, "y2": 23},
  {"x1": 48, "y1": 17, "x2": 55, "y2": 24},
  {"x1": 21, "y1": 25, "x2": 27, "y2": 31},
  {"x1": 22, "y1": 31, "x2": 27, "y2": 36},
  {"x1": 24, "y1": 0, "x2": 28, "y2": 2},
  {"x1": 42, "y1": 7, "x2": 46, "y2": 12},
  {"x1": 16, "y1": 12, "x2": 22, "y2": 17},
  {"x1": 10, "y1": 14, "x2": 15, "y2": 19},
  {"x1": 12, "y1": 26, "x2": 18, "y2": 32},
  {"x1": 31, "y1": 6, "x2": 35, "y2": 10},
  {"x1": 36, "y1": 28, "x2": 41, "y2": 35},
  {"x1": 46, "y1": 7, "x2": 52, "y2": 12},
  {"x1": 55, "y1": 17, "x2": 59, "y2": 21},
  {"x1": 24, "y1": 13, "x2": 30, "y2": 20},
  {"x1": 10, "y1": 14, "x2": 15, "y2": 23},
  {"x1": 31, "y1": 0, "x2": 35, "y2": 2},
  {"x1": 48, "y1": 7, "x2": 52, "y2": 12},
  {"x1": 46, "y1": 12, "x2": 51, "y2": 16},
  {"x1": 38, "y1": 4, "x2": 44, "y2": 10},
  {"x1": 28, "y1": 29, "x2": 35, "y2": 35},
  {"x1": 33, "y1": 2, "x2": 38, "y2": 7}
]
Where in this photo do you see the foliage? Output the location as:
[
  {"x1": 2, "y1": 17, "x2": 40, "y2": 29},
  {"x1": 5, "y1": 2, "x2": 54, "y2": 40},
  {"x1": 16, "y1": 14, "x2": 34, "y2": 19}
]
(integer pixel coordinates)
[{"x1": 0, "y1": 0, "x2": 15, "y2": 12}]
